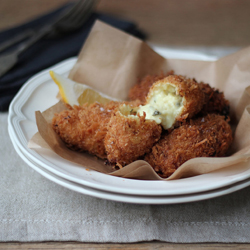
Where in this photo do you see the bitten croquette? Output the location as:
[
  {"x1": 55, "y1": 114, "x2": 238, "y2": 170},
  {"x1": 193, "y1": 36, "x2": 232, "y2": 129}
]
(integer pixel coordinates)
[
  {"x1": 105, "y1": 105, "x2": 162, "y2": 167},
  {"x1": 136, "y1": 75, "x2": 206, "y2": 129}
]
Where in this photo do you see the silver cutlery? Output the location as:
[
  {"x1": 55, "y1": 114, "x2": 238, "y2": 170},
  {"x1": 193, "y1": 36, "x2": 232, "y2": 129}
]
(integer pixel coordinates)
[
  {"x1": 0, "y1": 30, "x2": 35, "y2": 54},
  {"x1": 0, "y1": 0, "x2": 97, "y2": 78}
]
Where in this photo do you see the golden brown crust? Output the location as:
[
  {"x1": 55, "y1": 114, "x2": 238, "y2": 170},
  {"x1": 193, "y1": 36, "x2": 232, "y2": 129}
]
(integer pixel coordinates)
[
  {"x1": 104, "y1": 111, "x2": 162, "y2": 167},
  {"x1": 52, "y1": 101, "x2": 120, "y2": 159},
  {"x1": 199, "y1": 82, "x2": 230, "y2": 116},
  {"x1": 128, "y1": 71, "x2": 174, "y2": 103},
  {"x1": 144, "y1": 114, "x2": 233, "y2": 178},
  {"x1": 147, "y1": 75, "x2": 206, "y2": 123}
]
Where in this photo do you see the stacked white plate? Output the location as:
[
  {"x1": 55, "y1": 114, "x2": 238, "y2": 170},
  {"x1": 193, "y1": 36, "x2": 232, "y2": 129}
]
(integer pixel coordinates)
[{"x1": 8, "y1": 47, "x2": 250, "y2": 204}]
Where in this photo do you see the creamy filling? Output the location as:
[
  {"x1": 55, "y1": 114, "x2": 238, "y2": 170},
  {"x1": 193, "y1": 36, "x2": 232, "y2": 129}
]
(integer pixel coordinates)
[
  {"x1": 119, "y1": 104, "x2": 139, "y2": 118},
  {"x1": 136, "y1": 84, "x2": 184, "y2": 129}
]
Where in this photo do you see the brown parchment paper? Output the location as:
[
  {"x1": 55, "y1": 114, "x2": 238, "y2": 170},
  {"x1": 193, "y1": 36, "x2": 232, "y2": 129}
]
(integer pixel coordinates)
[{"x1": 30, "y1": 21, "x2": 250, "y2": 180}]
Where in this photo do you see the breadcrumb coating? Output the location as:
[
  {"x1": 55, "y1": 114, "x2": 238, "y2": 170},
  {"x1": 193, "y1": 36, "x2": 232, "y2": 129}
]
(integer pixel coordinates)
[
  {"x1": 52, "y1": 101, "x2": 119, "y2": 159},
  {"x1": 199, "y1": 82, "x2": 230, "y2": 116},
  {"x1": 105, "y1": 108, "x2": 162, "y2": 167},
  {"x1": 145, "y1": 114, "x2": 233, "y2": 178},
  {"x1": 128, "y1": 71, "x2": 174, "y2": 103}
]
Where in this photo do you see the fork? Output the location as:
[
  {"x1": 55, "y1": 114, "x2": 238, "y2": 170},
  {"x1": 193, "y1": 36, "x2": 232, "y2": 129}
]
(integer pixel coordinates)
[
  {"x1": 0, "y1": 0, "x2": 97, "y2": 78},
  {"x1": 0, "y1": 0, "x2": 95, "y2": 53}
]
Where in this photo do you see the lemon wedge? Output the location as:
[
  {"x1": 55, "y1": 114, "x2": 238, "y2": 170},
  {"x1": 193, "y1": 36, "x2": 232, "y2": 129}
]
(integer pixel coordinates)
[{"x1": 50, "y1": 71, "x2": 119, "y2": 106}]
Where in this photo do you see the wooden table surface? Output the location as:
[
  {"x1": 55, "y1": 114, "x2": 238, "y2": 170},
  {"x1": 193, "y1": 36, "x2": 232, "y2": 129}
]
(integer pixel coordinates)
[{"x1": 1, "y1": 0, "x2": 250, "y2": 249}]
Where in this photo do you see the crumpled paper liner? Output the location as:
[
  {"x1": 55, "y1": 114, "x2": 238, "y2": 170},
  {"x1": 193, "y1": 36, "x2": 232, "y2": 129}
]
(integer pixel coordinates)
[{"x1": 30, "y1": 21, "x2": 250, "y2": 180}]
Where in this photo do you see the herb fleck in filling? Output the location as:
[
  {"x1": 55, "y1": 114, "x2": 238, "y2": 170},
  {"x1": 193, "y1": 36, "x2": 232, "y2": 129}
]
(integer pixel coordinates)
[{"x1": 152, "y1": 110, "x2": 161, "y2": 116}]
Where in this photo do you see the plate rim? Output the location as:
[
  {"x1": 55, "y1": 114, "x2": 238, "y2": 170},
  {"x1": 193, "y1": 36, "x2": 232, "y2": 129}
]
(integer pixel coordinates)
[{"x1": 9, "y1": 126, "x2": 250, "y2": 204}]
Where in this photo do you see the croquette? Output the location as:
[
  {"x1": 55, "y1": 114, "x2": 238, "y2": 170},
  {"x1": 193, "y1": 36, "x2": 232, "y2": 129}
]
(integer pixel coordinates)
[
  {"x1": 144, "y1": 114, "x2": 233, "y2": 178},
  {"x1": 136, "y1": 75, "x2": 206, "y2": 129},
  {"x1": 52, "y1": 101, "x2": 119, "y2": 159},
  {"x1": 105, "y1": 104, "x2": 162, "y2": 167}
]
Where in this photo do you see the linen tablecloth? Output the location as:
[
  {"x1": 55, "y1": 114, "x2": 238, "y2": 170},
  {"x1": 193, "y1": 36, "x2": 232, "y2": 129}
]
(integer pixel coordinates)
[{"x1": 1, "y1": 112, "x2": 250, "y2": 243}]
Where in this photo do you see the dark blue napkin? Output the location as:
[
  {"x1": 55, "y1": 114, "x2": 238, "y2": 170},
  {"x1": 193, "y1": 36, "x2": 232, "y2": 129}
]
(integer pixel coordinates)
[{"x1": 0, "y1": 4, "x2": 145, "y2": 112}]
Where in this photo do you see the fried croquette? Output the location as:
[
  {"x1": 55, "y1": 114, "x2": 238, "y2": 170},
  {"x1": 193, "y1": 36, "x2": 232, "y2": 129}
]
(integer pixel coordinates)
[
  {"x1": 136, "y1": 75, "x2": 205, "y2": 130},
  {"x1": 104, "y1": 104, "x2": 162, "y2": 167},
  {"x1": 52, "y1": 101, "x2": 119, "y2": 159},
  {"x1": 145, "y1": 114, "x2": 233, "y2": 178},
  {"x1": 128, "y1": 71, "x2": 174, "y2": 103},
  {"x1": 199, "y1": 82, "x2": 230, "y2": 116}
]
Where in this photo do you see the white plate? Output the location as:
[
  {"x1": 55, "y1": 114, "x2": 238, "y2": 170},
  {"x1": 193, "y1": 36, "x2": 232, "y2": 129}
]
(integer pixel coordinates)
[
  {"x1": 8, "y1": 48, "x2": 250, "y2": 198},
  {"x1": 150, "y1": 45, "x2": 240, "y2": 61},
  {"x1": 9, "y1": 125, "x2": 250, "y2": 204}
]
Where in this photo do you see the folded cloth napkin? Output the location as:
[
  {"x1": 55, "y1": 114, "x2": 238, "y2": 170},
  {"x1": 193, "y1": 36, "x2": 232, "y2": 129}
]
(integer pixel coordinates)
[{"x1": 0, "y1": 4, "x2": 145, "y2": 112}]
